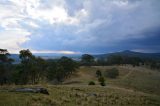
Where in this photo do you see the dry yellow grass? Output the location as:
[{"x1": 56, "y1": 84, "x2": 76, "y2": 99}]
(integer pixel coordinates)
[
  {"x1": 0, "y1": 65, "x2": 160, "y2": 106},
  {"x1": 0, "y1": 85, "x2": 160, "y2": 106},
  {"x1": 64, "y1": 65, "x2": 160, "y2": 95}
]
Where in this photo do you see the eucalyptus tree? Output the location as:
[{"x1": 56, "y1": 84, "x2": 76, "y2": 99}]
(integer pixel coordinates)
[{"x1": 0, "y1": 49, "x2": 13, "y2": 85}]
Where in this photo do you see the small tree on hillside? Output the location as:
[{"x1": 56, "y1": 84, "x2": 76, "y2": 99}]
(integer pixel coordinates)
[
  {"x1": 96, "y1": 70, "x2": 102, "y2": 77},
  {"x1": 98, "y1": 77, "x2": 106, "y2": 86}
]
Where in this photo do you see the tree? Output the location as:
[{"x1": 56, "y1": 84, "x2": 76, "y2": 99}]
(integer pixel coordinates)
[
  {"x1": 58, "y1": 56, "x2": 78, "y2": 77},
  {"x1": 96, "y1": 70, "x2": 102, "y2": 77},
  {"x1": 34, "y1": 57, "x2": 47, "y2": 82},
  {"x1": 46, "y1": 57, "x2": 79, "y2": 83},
  {"x1": 11, "y1": 64, "x2": 25, "y2": 84},
  {"x1": 46, "y1": 60, "x2": 62, "y2": 82},
  {"x1": 0, "y1": 48, "x2": 80, "y2": 85},
  {"x1": 98, "y1": 77, "x2": 105, "y2": 86},
  {"x1": 96, "y1": 58, "x2": 107, "y2": 66},
  {"x1": 19, "y1": 49, "x2": 32, "y2": 64},
  {"x1": 130, "y1": 57, "x2": 141, "y2": 67},
  {"x1": 18, "y1": 49, "x2": 32, "y2": 84},
  {"x1": 0, "y1": 49, "x2": 13, "y2": 85},
  {"x1": 107, "y1": 55, "x2": 123, "y2": 65},
  {"x1": 0, "y1": 49, "x2": 13, "y2": 63},
  {"x1": 18, "y1": 49, "x2": 46, "y2": 84},
  {"x1": 81, "y1": 54, "x2": 95, "y2": 66}
]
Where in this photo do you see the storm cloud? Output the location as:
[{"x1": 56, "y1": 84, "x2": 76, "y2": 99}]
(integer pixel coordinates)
[{"x1": 0, "y1": 0, "x2": 160, "y2": 53}]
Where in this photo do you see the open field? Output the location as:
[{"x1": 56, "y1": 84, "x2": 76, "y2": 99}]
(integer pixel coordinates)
[{"x1": 0, "y1": 66, "x2": 160, "y2": 106}]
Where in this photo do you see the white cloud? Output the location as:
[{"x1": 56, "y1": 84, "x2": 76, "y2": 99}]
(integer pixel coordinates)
[
  {"x1": 0, "y1": 29, "x2": 31, "y2": 53},
  {"x1": 0, "y1": 1, "x2": 29, "y2": 53},
  {"x1": 27, "y1": 21, "x2": 39, "y2": 28},
  {"x1": 0, "y1": 0, "x2": 85, "y2": 53},
  {"x1": 112, "y1": 0, "x2": 129, "y2": 7},
  {"x1": 132, "y1": 49, "x2": 158, "y2": 53},
  {"x1": 1, "y1": 18, "x2": 22, "y2": 30},
  {"x1": 31, "y1": 50, "x2": 80, "y2": 54},
  {"x1": 25, "y1": 0, "x2": 80, "y2": 25}
]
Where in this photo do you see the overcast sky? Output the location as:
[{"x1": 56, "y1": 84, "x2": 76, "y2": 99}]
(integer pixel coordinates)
[{"x1": 0, "y1": 0, "x2": 160, "y2": 54}]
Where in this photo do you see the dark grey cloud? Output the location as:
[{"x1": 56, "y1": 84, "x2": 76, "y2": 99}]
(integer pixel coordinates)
[
  {"x1": 25, "y1": 0, "x2": 160, "y2": 53},
  {"x1": 1, "y1": 0, "x2": 160, "y2": 53}
]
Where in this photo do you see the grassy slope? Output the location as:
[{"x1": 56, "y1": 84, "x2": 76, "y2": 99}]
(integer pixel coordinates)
[
  {"x1": 64, "y1": 66, "x2": 160, "y2": 95},
  {"x1": 0, "y1": 65, "x2": 160, "y2": 106}
]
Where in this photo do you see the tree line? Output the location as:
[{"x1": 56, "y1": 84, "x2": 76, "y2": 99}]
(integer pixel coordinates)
[
  {"x1": 0, "y1": 49, "x2": 78, "y2": 85},
  {"x1": 81, "y1": 54, "x2": 160, "y2": 69}
]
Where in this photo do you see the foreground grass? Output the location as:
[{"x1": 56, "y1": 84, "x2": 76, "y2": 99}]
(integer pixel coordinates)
[{"x1": 0, "y1": 85, "x2": 160, "y2": 106}]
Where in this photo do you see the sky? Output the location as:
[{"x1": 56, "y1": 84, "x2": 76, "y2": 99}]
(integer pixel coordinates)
[{"x1": 0, "y1": 0, "x2": 160, "y2": 54}]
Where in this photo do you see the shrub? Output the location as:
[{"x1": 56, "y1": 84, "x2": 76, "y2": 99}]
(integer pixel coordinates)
[
  {"x1": 96, "y1": 70, "x2": 102, "y2": 77},
  {"x1": 88, "y1": 81, "x2": 95, "y2": 85},
  {"x1": 98, "y1": 77, "x2": 105, "y2": 82},
  {"x1": 98, "y1": 77, "x2": 106, "y2": 86},
  {"x1": 105, "y1": 68, "x2": 119, "y2": 78},
  {"x1": 100, "y1": 82, "x2": 106, "y2": 86}
]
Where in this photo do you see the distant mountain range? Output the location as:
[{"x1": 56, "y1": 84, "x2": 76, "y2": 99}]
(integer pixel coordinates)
[
  {"x1": 10, "y1": 50, "x2": 160, "y2": 63},
  {"x1": 94, "y1": 50, "x2": 160, "y2": 60}
]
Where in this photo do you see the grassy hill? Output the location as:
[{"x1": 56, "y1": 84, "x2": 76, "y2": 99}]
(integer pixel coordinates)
[
  {"x1": 64, "y1": 66, "x2": 160, "y2": 95},
  {"x1": 0, "y1": 65, "x2": 160, "y2": 106}
]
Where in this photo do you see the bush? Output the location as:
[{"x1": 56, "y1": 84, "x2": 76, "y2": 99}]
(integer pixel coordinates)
[
  {"x1": 100, "y1": 82, "x2": 106, "y2": 86},
  {"x1": 98, "y1": 77, "x2": 105, "y2": 82},
  {"x1": 105, "y1": 68, "x2": 119, "y2": 78},
  {"x1": 96, "y1": 70, "x2": 102, "y2": 77},
  {"x1": 88, "y1": 81, "x2": 95, "y2": 85},
  {"x1": 98, "y1": 77, "x2": 106, "y2": 86}
]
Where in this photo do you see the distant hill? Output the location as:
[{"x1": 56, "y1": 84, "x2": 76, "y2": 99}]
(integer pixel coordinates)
[
  {"x1": 10, "y1": 53, "x2": 81, "y2": 63},
  {"x1": 9, "y1": 54, "x2": 20, "y2": 64},
  {"x1": 94, "y1": 50, "x2": 160, "y2": 60},
  {"x1": 33, "y1": 53, "x2": 81, "y2": 60},
  {"x1": 10, "y1": 50, "x2": 160, "y2": 64}
]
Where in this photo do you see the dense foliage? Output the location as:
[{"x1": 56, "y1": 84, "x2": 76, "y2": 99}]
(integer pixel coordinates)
[
  {"x1": 90, "y1": 54, "x2": 160, "y2": 69},
  {"x1": 0, "y1": 49, "x2": 13, "y2": 85},
  {"x1": 0, "y1": 49, "x2": 79, "y2": 85}
]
